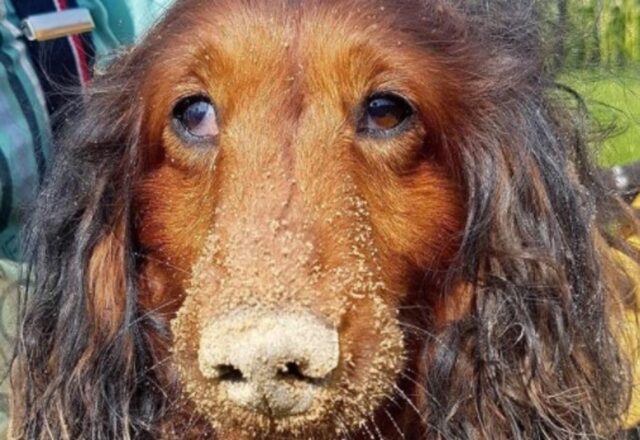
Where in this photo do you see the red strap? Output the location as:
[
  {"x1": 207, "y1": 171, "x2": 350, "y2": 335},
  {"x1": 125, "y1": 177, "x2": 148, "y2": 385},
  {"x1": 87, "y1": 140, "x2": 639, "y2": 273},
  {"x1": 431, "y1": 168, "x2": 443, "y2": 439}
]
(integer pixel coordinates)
[{"x1": 54, "y1": 0, "x2": 91, "y2": 86}]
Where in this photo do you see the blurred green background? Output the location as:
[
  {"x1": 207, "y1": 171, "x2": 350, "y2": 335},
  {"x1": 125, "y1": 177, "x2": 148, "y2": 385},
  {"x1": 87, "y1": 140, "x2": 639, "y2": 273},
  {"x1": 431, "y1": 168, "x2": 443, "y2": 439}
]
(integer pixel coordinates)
[{"x1": 554, "y1": 0, "x2": 640, "y2": 165}]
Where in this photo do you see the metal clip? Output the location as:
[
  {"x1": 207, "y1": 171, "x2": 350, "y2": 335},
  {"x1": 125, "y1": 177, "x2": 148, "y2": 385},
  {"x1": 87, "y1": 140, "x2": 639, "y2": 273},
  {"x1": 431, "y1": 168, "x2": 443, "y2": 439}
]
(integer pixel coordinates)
[{"x1": 21, "y1": 8, "x2": 95, "y2": 42}]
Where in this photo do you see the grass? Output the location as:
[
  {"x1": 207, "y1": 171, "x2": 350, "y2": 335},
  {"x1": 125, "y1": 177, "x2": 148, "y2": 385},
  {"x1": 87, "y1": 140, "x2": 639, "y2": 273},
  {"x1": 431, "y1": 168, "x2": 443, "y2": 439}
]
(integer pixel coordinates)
[{"x1": 562, "y1": 68, "x2": 640, "y2": 167}]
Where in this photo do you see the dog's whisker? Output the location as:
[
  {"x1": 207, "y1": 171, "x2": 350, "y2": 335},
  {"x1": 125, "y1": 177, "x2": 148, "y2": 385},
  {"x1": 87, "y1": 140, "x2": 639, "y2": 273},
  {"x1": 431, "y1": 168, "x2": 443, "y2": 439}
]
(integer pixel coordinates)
[{"x1": 383, "y1": 408, "x2": 406, "y2": 440}]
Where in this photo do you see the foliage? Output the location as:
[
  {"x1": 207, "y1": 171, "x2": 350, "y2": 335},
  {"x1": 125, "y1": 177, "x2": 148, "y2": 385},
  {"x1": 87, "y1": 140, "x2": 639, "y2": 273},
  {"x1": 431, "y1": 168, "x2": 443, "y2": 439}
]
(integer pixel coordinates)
[
  {"x1": 558, "y1": 0, "x2": 640, "y2": 68},
  {"x1": 553, "y1": 1, "x2": 640, "y2": 165},
  {"x1": 561, "y1": 70, "x2": 639, "y2": 165}
]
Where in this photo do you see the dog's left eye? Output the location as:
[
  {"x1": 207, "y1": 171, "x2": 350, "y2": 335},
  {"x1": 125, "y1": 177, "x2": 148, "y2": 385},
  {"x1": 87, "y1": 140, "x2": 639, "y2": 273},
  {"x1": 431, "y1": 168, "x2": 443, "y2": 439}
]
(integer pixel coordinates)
[
  {"x1": 172, "y1": 96, "x2": 219, "y2": 143},
  {"x1": 358, "y1": 93, "x2": 414, "y2": 136}
]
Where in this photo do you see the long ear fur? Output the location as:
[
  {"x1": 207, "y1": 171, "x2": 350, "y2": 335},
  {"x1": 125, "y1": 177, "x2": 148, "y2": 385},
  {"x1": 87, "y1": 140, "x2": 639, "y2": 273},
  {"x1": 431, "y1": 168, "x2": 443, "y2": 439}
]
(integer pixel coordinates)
[
  {"x1": 420, "y1": 2, "x2": 639, "y2": 438},
  {"x1": 10, "y1": 49, "x2": 167, "y2": 439}
]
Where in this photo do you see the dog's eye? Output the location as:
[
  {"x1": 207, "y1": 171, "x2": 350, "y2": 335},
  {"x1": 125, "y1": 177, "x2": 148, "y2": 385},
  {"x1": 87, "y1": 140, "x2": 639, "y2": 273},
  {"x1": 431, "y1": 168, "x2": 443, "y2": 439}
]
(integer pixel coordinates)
[
  {"x1": 358, "y1": 94, "x2": 414, "y2": 135},
  {"x1": 172, "y1": 96, "x2": 218, "y2": 143}
]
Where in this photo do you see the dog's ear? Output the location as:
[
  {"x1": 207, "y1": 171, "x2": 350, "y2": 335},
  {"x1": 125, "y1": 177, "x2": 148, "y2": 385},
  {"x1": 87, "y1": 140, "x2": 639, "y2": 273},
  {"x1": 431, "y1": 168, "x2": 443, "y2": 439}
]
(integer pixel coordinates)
[
  {"x1": 10, "y1": 46, "x2": 167, "y2": 439},
  {"x1": 85, "y1": 211, "x2": 129, "y2": 340},
  {"x1": 423, "y1": 81, "x2": 637, "y2": 437}
]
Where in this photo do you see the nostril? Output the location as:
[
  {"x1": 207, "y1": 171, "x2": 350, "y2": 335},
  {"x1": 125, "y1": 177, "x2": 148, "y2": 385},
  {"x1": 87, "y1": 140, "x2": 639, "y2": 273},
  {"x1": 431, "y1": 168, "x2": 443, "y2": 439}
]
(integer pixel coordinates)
[
  {"x1": 276, "y1": 361, "x2": 329, "y2": 385},
  {"x1": 199, "y1": 311, "x2": 340, "y2": 416},
  {"x1": 277, "y1": 361, "x2": 307, "y2": 381},
  {"x1": 215, "y1": 364, "x2": 245, "y2": 383}
]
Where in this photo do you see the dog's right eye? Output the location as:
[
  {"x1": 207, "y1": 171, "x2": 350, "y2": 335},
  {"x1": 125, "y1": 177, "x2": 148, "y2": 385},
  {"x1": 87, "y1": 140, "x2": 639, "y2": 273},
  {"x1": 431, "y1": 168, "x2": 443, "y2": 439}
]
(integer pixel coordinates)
[
  {"x1": 358, "y1": 93, "x2": 414, "y2": 137},
  {"x1": 172, "y1": 96, "x2": 219, "y2": 144}
]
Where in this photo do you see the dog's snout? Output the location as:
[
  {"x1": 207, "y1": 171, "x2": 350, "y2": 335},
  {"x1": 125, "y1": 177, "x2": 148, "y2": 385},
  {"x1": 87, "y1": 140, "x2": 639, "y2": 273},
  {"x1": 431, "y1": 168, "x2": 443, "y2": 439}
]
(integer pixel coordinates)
[{"x1": 198, "y1": 311, "x2": 339, "y2": 417}]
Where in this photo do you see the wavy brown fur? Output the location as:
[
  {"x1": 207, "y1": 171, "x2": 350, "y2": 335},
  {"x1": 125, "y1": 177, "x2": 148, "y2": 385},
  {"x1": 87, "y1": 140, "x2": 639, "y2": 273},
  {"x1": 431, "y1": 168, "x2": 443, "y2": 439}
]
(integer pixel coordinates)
[{"x1": 10, "y1": 0, "x2": 640, "y2": 439}]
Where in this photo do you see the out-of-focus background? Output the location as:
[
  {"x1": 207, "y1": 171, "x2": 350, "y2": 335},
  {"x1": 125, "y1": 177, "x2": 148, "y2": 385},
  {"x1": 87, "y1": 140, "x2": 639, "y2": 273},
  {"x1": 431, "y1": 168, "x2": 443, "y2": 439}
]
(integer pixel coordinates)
[{"x1": 550, "y1": 0, "x2": 640, "y2": 166}]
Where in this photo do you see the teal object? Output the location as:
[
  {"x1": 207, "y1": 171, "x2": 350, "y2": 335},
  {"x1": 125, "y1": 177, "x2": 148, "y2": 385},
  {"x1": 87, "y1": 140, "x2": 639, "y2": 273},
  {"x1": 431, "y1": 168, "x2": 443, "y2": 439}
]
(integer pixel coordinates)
[
  {"x1": 0, "y1": 0, "x2": 176, "y2": 261},
  {"x1": 0, "y1": 1, "x2": 51, "y2": 259},
  {"x1": 5, "y1": 0, "x2": 176, "y2": 57},
  {"x1": 76, "y1": 0, "x2": 176, "y2": 55}
]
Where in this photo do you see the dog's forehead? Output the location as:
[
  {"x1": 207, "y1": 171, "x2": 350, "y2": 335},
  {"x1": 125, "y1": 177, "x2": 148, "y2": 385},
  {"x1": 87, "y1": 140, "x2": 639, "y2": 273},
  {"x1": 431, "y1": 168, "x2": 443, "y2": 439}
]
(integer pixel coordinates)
[
  {"x1": 185, "y1": 0, "x2": 399, "y2": 50},
  {"x1": 151, "y1": 0, "x2": 424, "y2": 98}
]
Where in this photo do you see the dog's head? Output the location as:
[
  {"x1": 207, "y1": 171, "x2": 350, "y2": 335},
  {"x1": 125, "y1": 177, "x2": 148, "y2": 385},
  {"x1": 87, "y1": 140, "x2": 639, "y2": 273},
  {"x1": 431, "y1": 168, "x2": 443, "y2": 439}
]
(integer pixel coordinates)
[
  {"x1": 137, "y1": 2, "x2": 466, "y2": 436},
  {"x1": 12, "y1": 0, "x2": 638, "y2": 439}
]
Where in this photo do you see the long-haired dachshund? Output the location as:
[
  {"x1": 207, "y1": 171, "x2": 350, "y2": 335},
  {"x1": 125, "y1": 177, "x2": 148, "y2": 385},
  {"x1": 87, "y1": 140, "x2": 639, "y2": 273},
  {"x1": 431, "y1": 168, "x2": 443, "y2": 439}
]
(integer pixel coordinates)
[{"x1": 9, "y1": 0, "x2": 640, "y2": 438}]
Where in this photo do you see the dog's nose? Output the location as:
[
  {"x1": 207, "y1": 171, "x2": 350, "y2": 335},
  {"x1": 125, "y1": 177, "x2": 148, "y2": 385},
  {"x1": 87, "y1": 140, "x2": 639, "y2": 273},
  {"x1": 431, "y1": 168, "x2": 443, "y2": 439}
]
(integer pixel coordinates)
[{"x1": 198, "y1": 311, "x2": 339, "y2": 417}]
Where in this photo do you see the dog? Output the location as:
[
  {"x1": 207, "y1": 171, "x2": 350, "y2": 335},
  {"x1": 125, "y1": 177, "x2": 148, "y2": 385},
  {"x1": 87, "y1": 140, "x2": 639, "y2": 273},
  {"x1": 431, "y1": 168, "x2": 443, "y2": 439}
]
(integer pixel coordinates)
[{"x1": 10, "y1": 0, "x2": 640, "y2": 438}]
